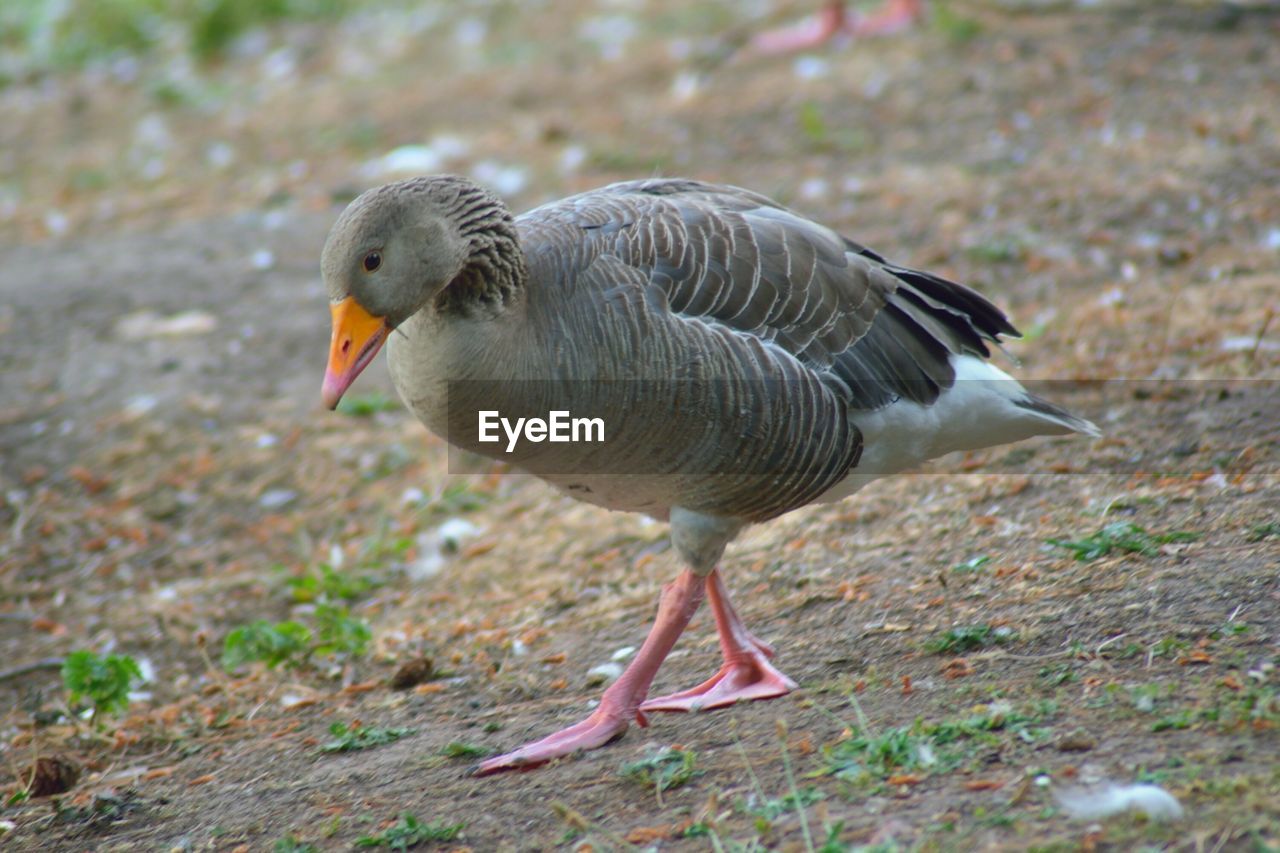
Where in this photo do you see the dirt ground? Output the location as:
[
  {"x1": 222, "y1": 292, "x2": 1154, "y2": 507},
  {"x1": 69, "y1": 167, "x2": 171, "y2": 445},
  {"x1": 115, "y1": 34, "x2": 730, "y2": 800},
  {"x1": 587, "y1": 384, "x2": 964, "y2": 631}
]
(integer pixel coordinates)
[{"x1": 1, "y1": 1, "x2": 1278, "y2": 850}]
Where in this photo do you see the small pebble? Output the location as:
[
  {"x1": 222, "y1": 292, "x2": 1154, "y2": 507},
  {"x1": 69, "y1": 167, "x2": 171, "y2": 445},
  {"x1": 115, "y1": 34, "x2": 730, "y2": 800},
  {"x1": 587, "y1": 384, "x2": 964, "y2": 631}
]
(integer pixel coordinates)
[
  {"x1": 586, "y1": 662, "x2": 623, "y2": 686},
  {"x1": 116, "y1": 310, "x2": 217, "y2": 340},
  {"x1": 793, "y1": 56, "x2": 830, "y2": 81},
  {"x1": 44, "y1": 210, "x2": 69, "y2": 236},
  {"x1": 123, "y1": 395, "x2": 158, "y2": 419},
  {"x1": 390, "y1": 657, "x2": 436, "y2": 689},
  {"x1": 258, "y1": 489, "x2": 297, "y2": 509},
  {"x1": 559, "y1": 145, "x2": 587, "y2": 174},
  {"x1": 671, "y1": 71, "x2": 701, "y2": 103},
  {"x1": 437, "y1": 518, "x2": 482, "y2": 548},
  {"x1": 453, "y1": 18, "x2": 487, "y2": 47},
  {"x1": 1055, "y1": 729, "x2": 1098, "y2": 752},
  {"x1": 206, "y1": 141, "x2": 235, "y2": 170},
  {"x1": 22, "y1": 756, "x2": 81, "y2": 797},
  {"x1": 470, "y1": 161, "x2": 528, "y2": 196},
  {"x1": 371, "y1": 145, "x2": 444, "y2": 176},
  {"x1": 799, "y1": 178, "x2": 828, "y2": 201}
]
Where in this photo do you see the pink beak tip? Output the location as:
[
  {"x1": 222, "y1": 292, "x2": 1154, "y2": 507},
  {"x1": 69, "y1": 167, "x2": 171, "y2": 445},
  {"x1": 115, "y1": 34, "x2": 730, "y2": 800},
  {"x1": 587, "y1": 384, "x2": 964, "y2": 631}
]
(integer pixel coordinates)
[{"x1": 321, "y1": 371, "x2": 347, "y2": 410}]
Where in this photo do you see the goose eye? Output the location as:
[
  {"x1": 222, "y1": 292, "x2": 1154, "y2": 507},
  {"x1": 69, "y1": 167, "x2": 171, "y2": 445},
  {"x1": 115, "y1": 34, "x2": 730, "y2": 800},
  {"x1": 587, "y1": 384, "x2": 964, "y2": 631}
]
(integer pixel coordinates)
[{"x1": 362, "y1": 251, "x2": 382, "y2": 272}]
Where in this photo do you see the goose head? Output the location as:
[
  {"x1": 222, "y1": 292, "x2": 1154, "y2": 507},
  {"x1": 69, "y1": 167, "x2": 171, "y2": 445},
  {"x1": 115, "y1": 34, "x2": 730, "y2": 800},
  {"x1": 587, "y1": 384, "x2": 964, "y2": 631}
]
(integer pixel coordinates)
[{"x1": 320, "y1": 179, "x2": 471, "y2": 409}]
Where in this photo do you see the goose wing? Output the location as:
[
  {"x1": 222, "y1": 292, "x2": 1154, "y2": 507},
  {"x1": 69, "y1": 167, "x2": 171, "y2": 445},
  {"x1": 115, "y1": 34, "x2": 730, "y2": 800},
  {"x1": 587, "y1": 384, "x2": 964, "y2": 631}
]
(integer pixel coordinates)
[
  {"x1": 528, "y1": 178, "x2": 1018, "y2": 411},
  {"x1": 513, "y1": 179, "x2": 1024, "y2": 520}
]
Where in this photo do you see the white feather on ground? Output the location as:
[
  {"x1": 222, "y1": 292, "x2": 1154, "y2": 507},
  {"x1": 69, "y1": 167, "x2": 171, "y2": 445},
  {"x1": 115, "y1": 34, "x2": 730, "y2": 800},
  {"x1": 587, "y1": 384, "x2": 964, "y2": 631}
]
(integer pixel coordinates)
[{"x1": 1055, "y1": 783, "x2": 1184, "y2": 821}]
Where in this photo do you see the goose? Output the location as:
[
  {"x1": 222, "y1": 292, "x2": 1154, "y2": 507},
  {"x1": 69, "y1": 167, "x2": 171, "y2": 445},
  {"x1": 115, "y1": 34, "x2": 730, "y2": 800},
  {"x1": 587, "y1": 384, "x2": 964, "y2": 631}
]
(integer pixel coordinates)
[{"x1": 320, "y1": 175, "x2": 1098, "y2": 774}]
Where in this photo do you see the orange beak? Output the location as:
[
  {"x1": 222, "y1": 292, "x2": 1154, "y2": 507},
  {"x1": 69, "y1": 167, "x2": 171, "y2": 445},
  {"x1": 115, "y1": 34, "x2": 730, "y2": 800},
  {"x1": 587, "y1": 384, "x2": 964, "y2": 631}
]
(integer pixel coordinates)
[{"x1": 322, "y1": 297, "x2": 390, "y2": 410}]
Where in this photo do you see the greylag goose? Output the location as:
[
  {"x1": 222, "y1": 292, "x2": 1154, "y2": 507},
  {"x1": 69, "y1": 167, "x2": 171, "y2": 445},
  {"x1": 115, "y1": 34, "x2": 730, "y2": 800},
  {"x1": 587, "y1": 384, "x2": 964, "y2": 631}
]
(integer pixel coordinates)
[
  {"x1": 751, "y1": 0, "x2": 925, "y2": 54},
  {"x1": 320, "y1": 175, "x2": 1097, "y2": 774}
]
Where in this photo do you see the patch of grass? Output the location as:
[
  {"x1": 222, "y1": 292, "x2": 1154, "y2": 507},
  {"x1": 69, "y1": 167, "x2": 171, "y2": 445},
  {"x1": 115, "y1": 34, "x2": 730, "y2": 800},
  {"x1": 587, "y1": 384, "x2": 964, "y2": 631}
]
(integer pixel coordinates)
[
  {"x1": 360, "y1": 445, "x2": 416, "y2": 481},
  {"x1": 1212, "y1": 621, "x2": 1251, "y2": 638},
  {"x1": 222, "y1": 620, "x2": 311, "y2": 670},
  {"x1": 589, "y1": 146, "x2": 672, "y2": 174},
  {"x1": 619, "y1": 748, "x2": 700, "y2": 804},
  {"x1": 335, "y1": 390, "x2": 399, "y2": 417},
  {"x1": 1198, "y1": 682, "x2": 1280, "y2": 732},
  {"x1": 1152, "y1": 710, "x2": 1194, "y2": 732},
  {"x1": 2, "y1": 0, "x2": 165, "y2": 71},
  {"x1": 1238, "y1": 683, "x2": 1280, "y2": 727},
  {"x1": 61, "y1": 650, "x2": 143, "y2": 722},
  {"x1": 1047, "y1": 521, "x2": 1199, "y2": 562},
  {"x1": 438, "y1": 741, "x2": 490, "y2": 759},
  {"x1": 798, "y1": 101, "x2": 829, "y2": 146},
  {"x1": 47, "y1": 788, "x2": 147, "y2": 831},
  {"x1": 1, "y1": 0, "x2": 358, "y2": 76},
  {"x1": 1129, "y1": 681, "x2": 1171, "y2": 713},
  {"x1": 931, "y1": 1, "x2": 983, "y2": 43},
  {"x1": 951, "y1": 555, "x2": 992, "y2": 573},
  {"x1": 796, "y1": 101, "x2": 867, "y2": 153},
  {"x1": 1038, "y1": 664, "x2": 1077, "y2": 686},
  {"x1": 1245, "y1": 522, "x2": 1280, "y2": 542},
  {"x1": 69, "y1": 168, "x2": 109, "y2": 192},
  {"x1": 191, "y1": 0, "x2": 353, "y2": 60},
  {"x1": 818, "y1": 726, "x2": 933, "y2": 782},
  {"x1": 739, "y1": 786, "x2": 825, "y2": 821},
  {"x1": 282, "y1": 562, "x2": 380, "y2": 603},
  {"x1": 965, "y1": 236, "x2": 1025, "y2": 263},
  {"x1": 422, "y1": 482, "x2": 491, "y2": 518},
  {"x1": 355, "y1": 812, "x2": 463, "y2": 848},
  {"x1": 319, "y1": 722, "x2": 415, "y2": 754},
  {"x1": 364, "y1": 528, "x2": 416, "y2": 563},
  {"x1": 273, "y1": 836, "x2": 318, "y2": 853},
  {"x1": 311, "y1": 603, "x2": 371, "y2": 658},
  {"x1": 1150, "y1": 635, "x2": 1189, "y2": 660},
  {"x1": 925, "y1": 702, "x2": 1045, "y2": 747},
  {"x1": 221, "y1": 605, "x2": 370, "y2": 671},
  {"x1": 925, "y1": 624, "x2": 1015, "y2": 654}
]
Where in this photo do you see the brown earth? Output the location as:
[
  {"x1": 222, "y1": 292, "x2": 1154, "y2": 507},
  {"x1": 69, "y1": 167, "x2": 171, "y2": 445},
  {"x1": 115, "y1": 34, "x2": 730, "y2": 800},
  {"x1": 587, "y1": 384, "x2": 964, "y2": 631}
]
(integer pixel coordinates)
[{"x1": 1, "y1": 2, "x2": 1278, "y2": 850}]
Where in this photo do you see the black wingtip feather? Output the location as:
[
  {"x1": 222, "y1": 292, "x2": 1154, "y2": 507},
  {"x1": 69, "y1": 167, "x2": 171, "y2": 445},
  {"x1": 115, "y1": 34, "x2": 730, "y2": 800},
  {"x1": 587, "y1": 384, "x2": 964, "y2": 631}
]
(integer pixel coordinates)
[{"x1": 889, "y1": 267, "x2": 1020, "y2": 341}]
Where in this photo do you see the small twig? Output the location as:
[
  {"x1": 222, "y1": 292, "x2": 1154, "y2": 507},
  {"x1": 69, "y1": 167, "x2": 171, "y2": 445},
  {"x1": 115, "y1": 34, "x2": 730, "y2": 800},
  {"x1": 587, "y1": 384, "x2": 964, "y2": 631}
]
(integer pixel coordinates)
[
  {"x1": 0, "y1": 657, "x2": 64, "y2": 684},
  {"x1": 8, "y1": 490, "x2": 41, "y2": 544},
  {"x1": 551, "y1": 802, "x2": 637, "y2": 852},
  {"x1": 777, "y1": 719, "x2": 815, "y2": 853},
  {"x1": 1095, "y1": 633, "x2": 1128, "y2": 655},
  {"x1": 803, "y1": 695, "x2": 855, "y2": 731},
  {"x1": 989, "y1": 649, "x2": 1072, "y2": 662},
  {"x1": 731, "y1": 719, "x2": 769, "y2": 805},
  {"x1": 1208, "y1": 823, "x2": 1236, "y2": 853},
  {"x1": 846, "y1": 688, "x2": 873, "y2": 738},
  {"x1": 1246, "y1": 306, "x2": 1274, "y2": 370}
]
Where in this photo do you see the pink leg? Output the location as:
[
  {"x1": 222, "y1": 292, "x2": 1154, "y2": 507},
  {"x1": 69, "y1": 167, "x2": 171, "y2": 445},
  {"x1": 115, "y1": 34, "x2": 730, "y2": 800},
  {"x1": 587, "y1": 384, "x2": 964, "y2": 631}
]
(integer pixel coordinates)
[
  {"x1": 750, "y1": 0, "x2": 924, "y2": 55},
  {"x1": 850, "y1": 0, "x2": 924, "y2": 36},
  {"x1": 750, "y1": 1, "x2": 848, "y2": 55},
  {"x1": 476, "y1": 570, "x2": 706, "y2": 775},
  {"x1": 640, "y1": 569, "x2": 797, "y2": 713}
]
